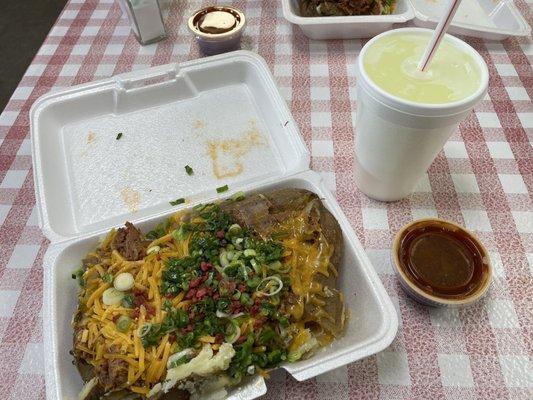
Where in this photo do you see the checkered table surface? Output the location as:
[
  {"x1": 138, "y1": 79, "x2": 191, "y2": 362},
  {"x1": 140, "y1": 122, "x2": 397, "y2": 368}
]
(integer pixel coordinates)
[{"x1": 0, "y1": 0, "x2": 531, "y2": 399}]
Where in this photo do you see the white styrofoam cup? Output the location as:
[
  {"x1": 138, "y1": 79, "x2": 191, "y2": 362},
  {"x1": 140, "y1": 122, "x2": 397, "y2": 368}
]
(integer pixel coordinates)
[{"x1": 354, "y1": 28, "x2": 489, "y2": 202}]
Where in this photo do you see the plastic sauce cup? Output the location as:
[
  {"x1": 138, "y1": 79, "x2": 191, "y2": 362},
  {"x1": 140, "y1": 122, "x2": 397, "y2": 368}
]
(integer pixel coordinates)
[
  {"x1": 354, "y1": 28, "x2": 489, "y2": 202},
  {"x1": 188, "y1": 6, "x2": 246, "y2": 56},
  {"x1": 391, "y1": 218, "x2": 492, "y2": 307}
]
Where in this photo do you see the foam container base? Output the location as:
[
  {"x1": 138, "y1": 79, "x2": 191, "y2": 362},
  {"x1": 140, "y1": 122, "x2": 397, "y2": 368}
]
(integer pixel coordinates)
[
  {"x1": 43, "y1": 172, "x2": 398, "y2": 399},
  {"x1": 281, "y1": 0, "x2": 414, "y2": 39}
]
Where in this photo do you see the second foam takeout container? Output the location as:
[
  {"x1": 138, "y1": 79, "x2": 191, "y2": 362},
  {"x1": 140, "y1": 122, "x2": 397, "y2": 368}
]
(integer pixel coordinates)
[
  {"x1": 282, "y1": 0, "x2": 530, "y2": 40},
  {"x1": 31, "y1": 51, "x2": 398, "y2": 400}
]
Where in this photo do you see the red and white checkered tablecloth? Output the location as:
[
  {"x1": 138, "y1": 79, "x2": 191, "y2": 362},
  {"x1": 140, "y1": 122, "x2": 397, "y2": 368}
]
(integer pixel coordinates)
[{"x1": 0, "y1": 0, "x2": 532, "y2": 398}]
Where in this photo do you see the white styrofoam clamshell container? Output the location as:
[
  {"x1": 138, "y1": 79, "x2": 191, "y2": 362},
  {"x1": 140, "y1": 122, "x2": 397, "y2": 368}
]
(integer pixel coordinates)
[
  {"x1": 281, "y1": 0, "x2": 414, "y2": 39},
  {"x1": 409, "y1": 0, "x2": 531, "y2": 40},
  {"x1": 32, "y1": 51, "x2": 398, "y2": 400}
]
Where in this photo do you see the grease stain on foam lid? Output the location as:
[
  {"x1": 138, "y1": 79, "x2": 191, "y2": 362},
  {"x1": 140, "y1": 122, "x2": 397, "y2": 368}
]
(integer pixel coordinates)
[
  {"x1": 207, "y1": 122, "x2": 266, "y2": 179},
  {"x1": 87, "y1": 131, "x2": 97, "y2": 144},
  {"x1": 193, "y1": 119, "x2": 205, "y2": 129},
  {"x1": 121, "y1": 187, "x2": 140, "y2": 213}
]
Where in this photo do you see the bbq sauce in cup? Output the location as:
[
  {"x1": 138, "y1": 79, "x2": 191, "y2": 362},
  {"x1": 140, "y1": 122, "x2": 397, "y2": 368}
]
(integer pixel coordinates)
[{"x1": 392, "y1": 219, "x2": 492, "y2": 306}]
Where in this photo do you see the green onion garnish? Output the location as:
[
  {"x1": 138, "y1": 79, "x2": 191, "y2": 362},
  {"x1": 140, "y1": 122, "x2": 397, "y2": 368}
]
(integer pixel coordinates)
[
  {"x1": 231, "y1": 191, "x2": 245, "y2": 201},
  {"x1": 169, "y1": 198, "x2": 185, "y2": 206},
  {"x1": 116, "y1": 132, "x2": 123, "y2": 140},
  {"x1": 116, "y1": 315, "x2": 132, "y2": 332},
  {"x1": 185, "y1": 165, "x2": 193, "y2": 175},
  {"x1": 216, "y1": 185, "x2": 229, "y2": 193}
]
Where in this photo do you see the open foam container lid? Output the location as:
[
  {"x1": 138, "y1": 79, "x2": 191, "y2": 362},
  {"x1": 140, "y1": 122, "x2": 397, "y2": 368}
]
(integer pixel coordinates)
[{"x1": 31, "y1": 51, "x2": 309, "y2": 243}]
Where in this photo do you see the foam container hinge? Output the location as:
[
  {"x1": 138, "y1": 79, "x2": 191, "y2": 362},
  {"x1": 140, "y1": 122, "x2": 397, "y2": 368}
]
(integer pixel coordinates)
[
  {"x1": 409, "y1": 0, "x2": 530, "y2": 40},
  {"x1": 32, "y1": 51, "x2": 398, "y2": 400}
]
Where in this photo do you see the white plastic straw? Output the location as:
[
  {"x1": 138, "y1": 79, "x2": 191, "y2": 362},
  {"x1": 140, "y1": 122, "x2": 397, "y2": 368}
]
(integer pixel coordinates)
[{"x1": 417, "y1": 0, "x2": 464, "y2": 71}]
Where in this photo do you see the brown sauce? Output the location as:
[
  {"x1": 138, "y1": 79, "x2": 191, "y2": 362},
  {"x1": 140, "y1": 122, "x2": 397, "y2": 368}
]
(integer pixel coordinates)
[
  {"x1": 398, "y1": 220, "x2": 489, "y2": 299},
  {"x1": 193, "y1": 7, "x2": 241, "y2": 35}
]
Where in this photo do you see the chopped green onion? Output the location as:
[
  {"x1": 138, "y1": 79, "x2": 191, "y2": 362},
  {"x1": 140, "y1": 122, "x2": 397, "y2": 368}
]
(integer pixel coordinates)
[
  {"x1": 219, "y1": 251, "x2": 229, "y2": 268},
  {"x1": 147, "y1": 245, "x2": 160, "y2": 254},
  {"x1": 116, "y1": 132, "x2": 123, "y2": 140},
  {"x1": 287, "y1": 351, "x2": 302, "y2": 363},
  {"x1": 231, "y1": 191, "x2": 245, "y2": 201},
  {"x1": 72, "y1": 268, "x2": 83, "y2": 280},
  {"x1": 256, "y1": 276, "x2": 283, "y2": 297},
  {"x1": 114, "y1": 272, "x2": 134, "y2": 291},
  {"x1": 216, "y1": 184, "x2": 229, "y2": 193},
  {"x1": 240, "y1": 293, "x2": 254, "y2": 306},
  {"x1": 184, "y1": 165, "x2": 193, "y2": 175},
  {"x1": 169, "y1": 198, "x2": 185, "y2": 206},
  {"x1": 243, "y1": 249, "x2": 256, "y2": 257},
  {"x1": 228, "y1": 223, "x2": 242, "y2": 236},
  {"x1": 116, "y1": 315, "x2": 132, "y2": 332},
  {"x1": 102, "y1": 288, "x2": 125, "y2": 306},
  {"x1": 102, "y1": 273, "x2": 113, "y2": 284},
  {"x1": 250, "y1": 259, "x2": 261, "y2": 274},
  {"x1": 246, "y1": 277, "x2": 261, "y2": 288},
  {"x1": 225, "y1": 321, "x2": 241, "y2": 344},
  {"x1": 172, "y1": 225, "x2": 188, "y2": 241},
  {"x1": 122, "y1": 293, "x2": 135, "y2": 308}
]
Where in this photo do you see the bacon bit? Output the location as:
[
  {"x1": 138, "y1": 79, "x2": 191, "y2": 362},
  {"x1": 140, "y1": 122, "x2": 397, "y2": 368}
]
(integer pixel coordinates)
[
  {"x1": 226, "y1": 281, "x2": 237, "y2": 292},
  {"x1": 253, "y1": 318, "x2": 266, "y2": 329},
  {"x1": 130, "y1": 308, "x2": 140, "y2": 319},
  {"x1": 216, "y1": 230, "x2": 225, "y2": 239},
  {"x1": 183, "y1": 324, "x2": 194, "y2": 333},
  {"x1": 200, "y1": 262, "x2": 212, "y2": 272},
  {"x1": 165, "y1": 293, "x2": 174, "y2": 299},
  {"x1": 238, "y1": 283, "x2": 247, "y2": 292},
  {"x1": 189, "y1": 277, "x2": 202, "y2": 289},
  {"x1": 236, "y1": 335, "x2": 247, "y2": 344},
  {"x1": 133, "y1": 288, "x2": 145, "y2": 296},
  {"x1": 216, "y1": 273, "x2": 224, "y2": 281},
  {"x1": 112, "y1": 314, "x2": 120, "y2": 323},
  {"x1": 169, "y1": 334, "x2": 177, "y2": 343},
  {"x1": 196, "y1": 287, "x2": 208, "y2": 299},
  {"x1": 213, "y1": 292, "x2": 220, "y2": 300},
  {"x1": 215, "y1": 333, "x2": 224, "y2": 343},
  {"x1": 250, "y1": 305, "x2": 260, "y2": 315},
  {"x1": 145, "y1": 304, "x2": 156, "y2": 316},
  {"x1": 185, "y1": 289, "x2": 197, "y2": 300},
  {"x1": 230, "y1": 300, "x2": 243, "y2": 313},
  {"x1": 188, "y1": 311, "x2": 196, "y2": 320}
]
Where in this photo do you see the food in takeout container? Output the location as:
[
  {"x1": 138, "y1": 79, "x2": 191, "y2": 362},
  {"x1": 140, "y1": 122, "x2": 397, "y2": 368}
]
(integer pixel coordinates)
[
  {"x1": 188, "y1": 6, "x2": 246, "y2": 56},
  {"x1": 299, "y1": 0, "x2": 397, "y2": 17},
  {"x1": 31, "y1": 51, "x2": 397, "y2": 400},
  {"x1": 72, "y1": 189, "x2": 347, "y2": 399},
  {"x1": 283, "y1": 0, "x2": 530, "y2": 40},
  {"x1": 391, "y1": 218, "x2": 492, "y2": 307},
  {"x1": 281, "y1": 0, "x2": 414, "y2": 39}
]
